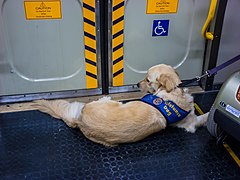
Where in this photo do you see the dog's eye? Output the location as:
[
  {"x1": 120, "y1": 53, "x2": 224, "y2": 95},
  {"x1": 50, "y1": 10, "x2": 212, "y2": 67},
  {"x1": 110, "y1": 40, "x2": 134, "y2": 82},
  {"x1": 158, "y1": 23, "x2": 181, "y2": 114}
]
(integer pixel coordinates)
[{"x1": 146, "y1": 78, "x2": 150, "y2": 82}]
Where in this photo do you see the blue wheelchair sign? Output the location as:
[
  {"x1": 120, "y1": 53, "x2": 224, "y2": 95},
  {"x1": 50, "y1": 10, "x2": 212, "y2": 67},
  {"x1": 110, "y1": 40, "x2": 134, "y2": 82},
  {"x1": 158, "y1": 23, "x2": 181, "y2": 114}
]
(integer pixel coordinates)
[{"x1": 152, "y1": 20, "x2": 169, "y2": 37}]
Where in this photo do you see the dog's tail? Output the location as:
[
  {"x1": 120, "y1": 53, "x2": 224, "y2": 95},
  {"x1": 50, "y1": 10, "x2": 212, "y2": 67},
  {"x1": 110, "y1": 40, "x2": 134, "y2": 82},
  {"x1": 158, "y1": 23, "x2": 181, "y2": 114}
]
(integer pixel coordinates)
[{"x1": 32, "y1": 99, "x2": 85, "y2": 128}]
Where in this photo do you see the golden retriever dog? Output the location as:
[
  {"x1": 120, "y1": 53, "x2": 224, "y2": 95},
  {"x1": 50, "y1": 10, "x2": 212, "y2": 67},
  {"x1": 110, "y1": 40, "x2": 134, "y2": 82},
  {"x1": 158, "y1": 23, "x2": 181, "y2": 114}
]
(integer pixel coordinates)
[{"x1": 33, "y1": 64, "x2": 208, "y2": 146}]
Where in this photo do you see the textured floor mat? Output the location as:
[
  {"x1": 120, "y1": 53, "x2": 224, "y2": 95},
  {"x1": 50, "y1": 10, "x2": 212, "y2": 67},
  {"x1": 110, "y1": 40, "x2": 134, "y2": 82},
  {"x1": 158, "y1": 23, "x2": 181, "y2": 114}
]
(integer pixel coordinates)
[{"x1": 1, "y1": 92, "x2": 240, "y2": 179}]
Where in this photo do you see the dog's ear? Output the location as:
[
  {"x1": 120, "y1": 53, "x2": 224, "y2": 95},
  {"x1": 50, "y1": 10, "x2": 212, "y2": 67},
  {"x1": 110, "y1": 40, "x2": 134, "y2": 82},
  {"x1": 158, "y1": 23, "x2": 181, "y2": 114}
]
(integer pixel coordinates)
[{"x1": 157, "y1": 73, "x2": 181, "y2": 92}]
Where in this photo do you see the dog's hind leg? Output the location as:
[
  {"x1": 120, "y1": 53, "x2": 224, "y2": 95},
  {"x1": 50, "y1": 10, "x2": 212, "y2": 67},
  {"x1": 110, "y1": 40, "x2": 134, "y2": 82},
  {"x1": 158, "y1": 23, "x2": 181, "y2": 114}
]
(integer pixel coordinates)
[{"x1": 32, "y1": 100, "x2": 85, "y2": 128}]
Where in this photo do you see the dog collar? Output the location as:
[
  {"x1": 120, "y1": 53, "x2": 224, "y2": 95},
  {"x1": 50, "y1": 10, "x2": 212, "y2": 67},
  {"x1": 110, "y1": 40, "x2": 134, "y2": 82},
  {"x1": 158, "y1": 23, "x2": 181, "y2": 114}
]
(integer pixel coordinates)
[{"x1": 140, "y1": 94, "x2": 190, "y2": 124}]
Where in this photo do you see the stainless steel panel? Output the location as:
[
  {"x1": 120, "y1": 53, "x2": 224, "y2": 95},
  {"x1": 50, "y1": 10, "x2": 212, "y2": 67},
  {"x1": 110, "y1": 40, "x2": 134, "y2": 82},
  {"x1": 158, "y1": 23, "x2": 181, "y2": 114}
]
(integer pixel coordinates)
[{"x1": 214, "y1": 0, "x2": 240, "y2": 84}]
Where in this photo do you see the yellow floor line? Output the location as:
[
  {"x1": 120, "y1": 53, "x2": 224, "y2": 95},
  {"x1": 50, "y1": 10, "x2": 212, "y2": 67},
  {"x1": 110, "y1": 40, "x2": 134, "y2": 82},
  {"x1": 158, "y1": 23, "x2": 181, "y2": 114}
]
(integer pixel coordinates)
[
  {"x1": 223, "y1": 143, "x2": 240, "y2": 167},
  {"x1": 194, "y1": 103, "x2": 204, "y2": 115}
]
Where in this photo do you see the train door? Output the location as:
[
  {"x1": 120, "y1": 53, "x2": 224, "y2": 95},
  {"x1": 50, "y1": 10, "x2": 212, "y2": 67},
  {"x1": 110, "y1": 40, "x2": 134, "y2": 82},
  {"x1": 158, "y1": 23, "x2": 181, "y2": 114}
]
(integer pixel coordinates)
[
  {"x1": 0, "y1": 0, "x2": 101, "y2": 102},
  {"x1": 109, "y1": 0, "x2": 210, "y2": 92}
]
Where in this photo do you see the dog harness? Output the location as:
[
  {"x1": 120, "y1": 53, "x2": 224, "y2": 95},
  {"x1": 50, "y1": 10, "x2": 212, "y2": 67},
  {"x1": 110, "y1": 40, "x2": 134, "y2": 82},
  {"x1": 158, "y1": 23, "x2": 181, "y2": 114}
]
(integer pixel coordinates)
[{"x1": 140, "y1": 94, "x2": 190, "y2": 124}]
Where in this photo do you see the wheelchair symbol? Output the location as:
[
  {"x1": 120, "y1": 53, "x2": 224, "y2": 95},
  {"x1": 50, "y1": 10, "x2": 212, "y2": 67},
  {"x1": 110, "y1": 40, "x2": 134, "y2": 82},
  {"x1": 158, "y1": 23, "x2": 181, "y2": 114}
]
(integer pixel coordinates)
[{"x1": 154, "y1": 21, "x2": 166, "y2": 36}]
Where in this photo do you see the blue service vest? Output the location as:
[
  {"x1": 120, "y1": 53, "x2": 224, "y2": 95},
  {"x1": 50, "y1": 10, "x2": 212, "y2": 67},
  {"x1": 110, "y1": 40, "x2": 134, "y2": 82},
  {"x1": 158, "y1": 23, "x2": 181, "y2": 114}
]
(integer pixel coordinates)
[{"x1": 140, "y1": 94, "x2": 190, "y2": 124}]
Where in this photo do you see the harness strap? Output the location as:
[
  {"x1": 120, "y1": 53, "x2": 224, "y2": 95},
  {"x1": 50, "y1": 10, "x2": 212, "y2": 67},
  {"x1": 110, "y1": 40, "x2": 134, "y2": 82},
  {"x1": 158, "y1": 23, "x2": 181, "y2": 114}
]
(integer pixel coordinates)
[
  {"x1": 140, "y1": 94, "x2": 190, "y2": 125},
  {"x1": 178, "y1": 77, "x2": 199, "y2": 87}
]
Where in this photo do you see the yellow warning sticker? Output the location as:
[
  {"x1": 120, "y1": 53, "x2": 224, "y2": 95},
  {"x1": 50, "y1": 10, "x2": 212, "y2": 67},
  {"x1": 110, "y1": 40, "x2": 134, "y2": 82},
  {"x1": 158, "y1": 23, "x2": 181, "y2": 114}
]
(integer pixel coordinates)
[
  {"x1": 24, "y1": 1, "x2": 62, "y2": 20},
  {"x1": 146, "y1": 0, "x2": 178, "y2": 14}
]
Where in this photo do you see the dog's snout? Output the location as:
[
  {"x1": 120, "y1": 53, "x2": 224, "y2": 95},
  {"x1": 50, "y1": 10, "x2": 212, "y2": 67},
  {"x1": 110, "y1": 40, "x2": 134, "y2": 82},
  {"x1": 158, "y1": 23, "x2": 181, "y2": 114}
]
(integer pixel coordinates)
[{"x1": 137, "y1": 83, "x2": 140, "y2": 88}]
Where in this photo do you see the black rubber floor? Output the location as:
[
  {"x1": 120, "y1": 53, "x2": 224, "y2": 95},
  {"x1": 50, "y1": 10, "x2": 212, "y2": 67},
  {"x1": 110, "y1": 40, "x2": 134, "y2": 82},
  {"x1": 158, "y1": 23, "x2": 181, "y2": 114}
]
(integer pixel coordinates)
[{"x1": 1, "y1": 92, "x2": 240, "y2": 179}]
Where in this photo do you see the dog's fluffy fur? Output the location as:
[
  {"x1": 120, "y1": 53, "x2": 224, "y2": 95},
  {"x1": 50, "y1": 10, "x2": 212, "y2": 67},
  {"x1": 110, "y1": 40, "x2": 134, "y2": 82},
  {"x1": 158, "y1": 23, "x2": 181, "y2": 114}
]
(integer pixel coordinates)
[{"x1": 33, "y1": 64, "x2": 208, "y2": 146}]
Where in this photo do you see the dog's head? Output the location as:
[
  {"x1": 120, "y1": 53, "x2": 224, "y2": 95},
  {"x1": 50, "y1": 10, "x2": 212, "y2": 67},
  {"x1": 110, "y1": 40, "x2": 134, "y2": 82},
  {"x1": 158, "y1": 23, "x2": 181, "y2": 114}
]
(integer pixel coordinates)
[{"x1": 137, "y1": 64, "x2": 181, "y2": 93}]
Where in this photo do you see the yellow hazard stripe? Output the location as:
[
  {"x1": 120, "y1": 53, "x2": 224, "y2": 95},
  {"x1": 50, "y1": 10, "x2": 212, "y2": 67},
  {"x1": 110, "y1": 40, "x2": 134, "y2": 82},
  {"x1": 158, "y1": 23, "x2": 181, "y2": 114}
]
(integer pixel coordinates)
[
  {"x1": 84, "y1": 36, "x2": 96, "y2": 49},
  {"x1": 113, "y1": 6, "x2": 124, "y2": 22},
  {"x1": 195, "y1": 103, "x2": 240, "y2": 167},
  {"x1": 112, "y1": 21, "x2": 124, "y2": 34},
  {"x1": 84, "y1": 22, "x2": 96, "y2": 36},
  {"x1": 83, "y1": 0, "x2": 97, "y2": 88},
  {"x1": 112, "y1": 0, "x2": 124, "y2": 86},
  {"x1": 83, "y1": 8, "x2": 95, "y2": 22},
  {"x1": 223, "y1": 143, "x2": 240, "y2": 167},
  {"x1": 113, "y1": 0, "x2": 123, "y2": 6},
  {"x1": 113, "y1": 34, "x2": 124, "y2": 48}
]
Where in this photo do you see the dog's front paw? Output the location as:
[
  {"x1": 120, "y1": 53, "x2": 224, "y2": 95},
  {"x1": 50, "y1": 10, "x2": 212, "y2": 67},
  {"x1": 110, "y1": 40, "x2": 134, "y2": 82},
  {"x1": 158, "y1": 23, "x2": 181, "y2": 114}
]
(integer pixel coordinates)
[{"x1": 185, "y1": 126, "x2": 196, "y2": 133}]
